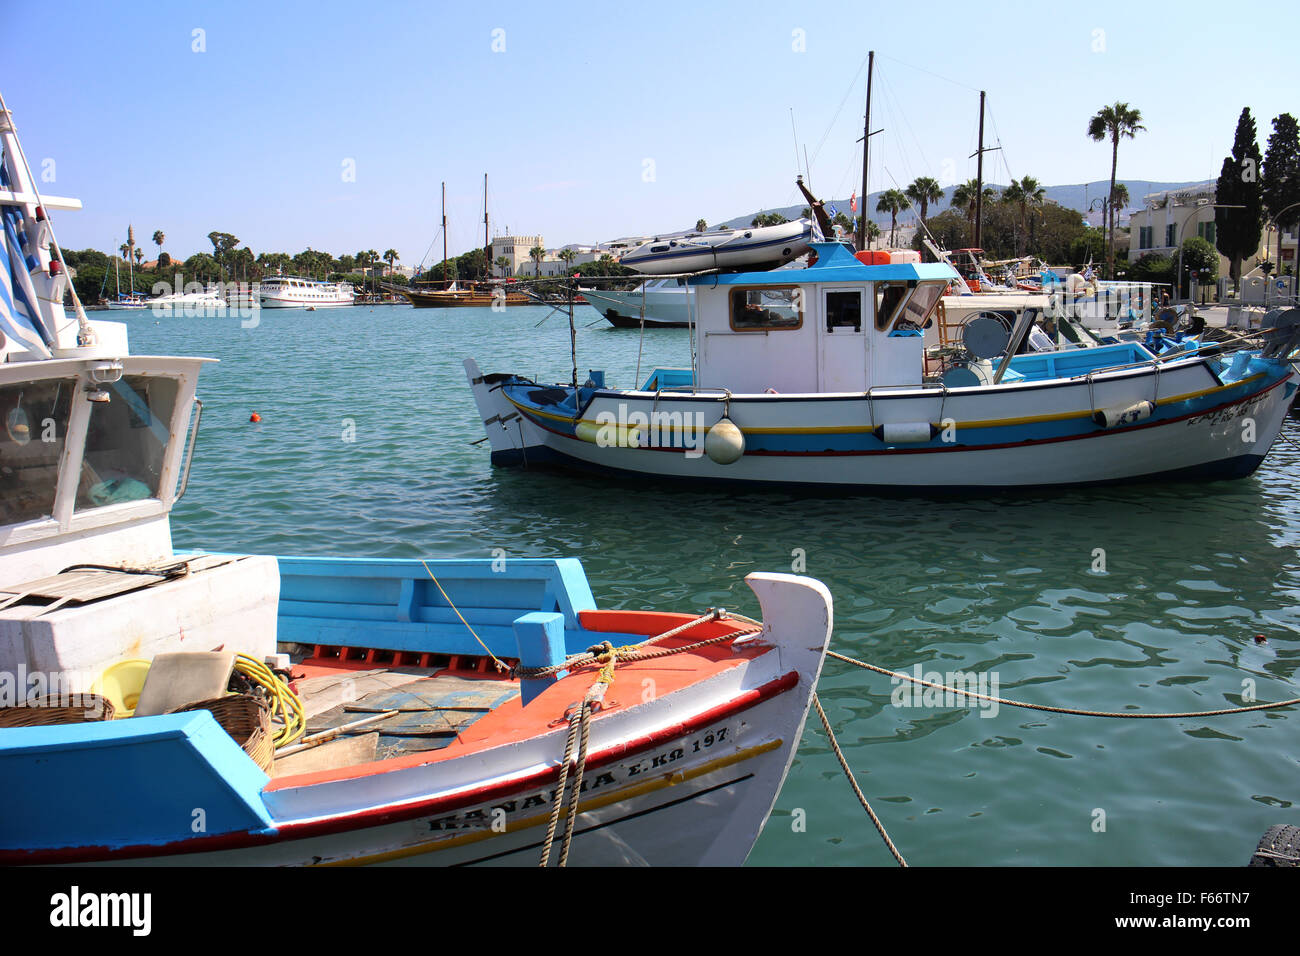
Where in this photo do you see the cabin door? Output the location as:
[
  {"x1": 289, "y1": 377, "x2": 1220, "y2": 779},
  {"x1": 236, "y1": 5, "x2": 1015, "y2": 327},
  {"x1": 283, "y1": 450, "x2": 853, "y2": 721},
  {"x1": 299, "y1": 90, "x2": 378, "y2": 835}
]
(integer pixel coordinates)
[{"x1": 818, "y1": 286, "x2": 869, "y2": 392}]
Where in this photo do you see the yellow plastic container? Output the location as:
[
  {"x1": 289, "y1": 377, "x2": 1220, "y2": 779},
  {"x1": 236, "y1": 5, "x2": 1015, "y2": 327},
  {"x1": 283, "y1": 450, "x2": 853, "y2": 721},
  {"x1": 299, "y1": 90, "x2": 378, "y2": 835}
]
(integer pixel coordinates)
[{"x1": 90, "y1": 659, "x2": 151, "y2": 718}]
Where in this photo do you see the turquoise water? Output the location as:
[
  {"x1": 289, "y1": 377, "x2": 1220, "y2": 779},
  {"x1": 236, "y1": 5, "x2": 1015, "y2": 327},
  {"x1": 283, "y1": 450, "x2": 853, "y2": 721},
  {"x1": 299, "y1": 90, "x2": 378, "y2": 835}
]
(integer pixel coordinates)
[{"x1": 127, "y1": 304, "x2": 1300, "y2": 866}]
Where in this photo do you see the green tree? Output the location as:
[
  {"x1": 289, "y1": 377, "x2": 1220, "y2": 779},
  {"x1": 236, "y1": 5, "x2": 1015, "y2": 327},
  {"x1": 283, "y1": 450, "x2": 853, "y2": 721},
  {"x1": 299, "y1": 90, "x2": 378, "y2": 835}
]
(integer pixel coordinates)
[
  {"x1": 695, "y1": 219, "x2": 707, "y2": 232},
  {"x1": 528, "y1": 245, "x2": 545, "y2": 277},
  {"x1": 1213, "y1": 108, "x2": 1265, "y2": 290},
  {"x1": 750, "y1": 212, "x2": 789, "y2": 228},
  {"x1": 950, "y1": 179, "x2": 997, "y2": 240},
  {"x1": 1179, "y1": 235, "x2": 1218, "y2": 295},
  {"x1": 151, "y1": 230, "x2": 165, "y2": 261},
  {"x1": 383, "y1": 248, "x2": 400, "y2": 277},
  {"x1": 1069, "y1": 227, "x2": 1108, "y2": 268},
  {"x1": 558, "y1": 248, "x2": 577, "y2": 273},
  {"x1": 494, "y1": 255, "x2": 511, "y2": 277},
  {"x1": 1087, "y1": 102, "x2": 1145, "y2": 279},
  {"x1": 206, "y1": 231, "x2": 241, "y2": 277},
  {"x1": 1262, "y1": 113, "x2": 1300, "y2": 271},
  {"x1": 1128, "y1": 252, "x2": 1174, "y2": 285},
  {"x1": 875, "y1": 189, "x2": 910, "y2": 247},
  {"x1": 1001, "y1": 176, "x2": 1045, "y2": 256},
  {"x1": 905, "y1": 176, "x2": 943, "y2": 228}
]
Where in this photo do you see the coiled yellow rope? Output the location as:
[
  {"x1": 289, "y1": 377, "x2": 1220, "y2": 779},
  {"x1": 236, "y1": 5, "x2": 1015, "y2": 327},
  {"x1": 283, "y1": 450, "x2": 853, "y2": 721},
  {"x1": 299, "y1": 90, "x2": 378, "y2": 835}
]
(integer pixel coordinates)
[{"x1": 233, "y1": 653, "x2": 305, "y2": 748}]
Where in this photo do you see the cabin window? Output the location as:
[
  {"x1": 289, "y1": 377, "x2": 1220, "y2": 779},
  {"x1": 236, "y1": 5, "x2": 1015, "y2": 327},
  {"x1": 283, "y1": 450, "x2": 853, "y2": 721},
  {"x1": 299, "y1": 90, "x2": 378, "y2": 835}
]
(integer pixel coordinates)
[
  {"x1": 898, "y1": 281, "x2": 945, "y2": 329},
  {"x1": 825, "y1": 291, "x2": 862, "y2": 332},
  {"x1": 76, "y1": 375, "x2": 180, "y2": 511},
  {"x1": 729, "y1": 287, "x2": 803, "y2": 331},
  {"x1": 0, "y1": 378, "x2": 76, "y2": 525},
  {"x1": 874, "y1": 282, "x2": 910, "y2": 331}
]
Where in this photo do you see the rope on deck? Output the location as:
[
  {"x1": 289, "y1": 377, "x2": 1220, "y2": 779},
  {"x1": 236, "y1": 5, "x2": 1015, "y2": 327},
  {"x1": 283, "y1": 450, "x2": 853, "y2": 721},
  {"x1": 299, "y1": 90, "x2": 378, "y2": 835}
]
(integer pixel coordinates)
[{"x1": 536, "y1": 611, "x2": 765, "y2": 866}]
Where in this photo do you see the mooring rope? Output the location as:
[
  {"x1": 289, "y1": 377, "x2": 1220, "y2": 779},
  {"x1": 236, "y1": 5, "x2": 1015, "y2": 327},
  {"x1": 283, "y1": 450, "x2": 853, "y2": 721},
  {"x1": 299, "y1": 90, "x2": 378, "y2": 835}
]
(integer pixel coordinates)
[
  {"x1": 515, "y1": 608, "x2": 761, "y2": 681},
  {"x1": 535, "y1": 614, "x2": 764, "y2": 866},
  {"x1": 813, "y1": 693, "x2": 907, "y2": 867},
  {"x1": 826, "y1": 650, "x2": 1300, "y2": 718}
]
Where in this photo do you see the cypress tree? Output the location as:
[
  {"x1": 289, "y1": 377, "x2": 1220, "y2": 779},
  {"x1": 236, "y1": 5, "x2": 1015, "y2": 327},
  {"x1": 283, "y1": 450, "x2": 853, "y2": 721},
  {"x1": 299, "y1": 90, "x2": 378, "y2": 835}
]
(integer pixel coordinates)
[
  {"x1": 1262, "y1": 113, "x2": 1300, "y2": 274},
  {"x1": 1214, "y1": 108, "x2": 1263, "y2": 290}
]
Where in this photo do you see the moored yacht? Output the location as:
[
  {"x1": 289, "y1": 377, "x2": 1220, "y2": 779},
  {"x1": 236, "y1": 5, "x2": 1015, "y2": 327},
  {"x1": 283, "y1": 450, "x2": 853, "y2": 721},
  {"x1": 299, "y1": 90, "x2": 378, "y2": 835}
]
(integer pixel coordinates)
[{"x1": 259, "y1": 275, "x2": 354, "y2": 308}]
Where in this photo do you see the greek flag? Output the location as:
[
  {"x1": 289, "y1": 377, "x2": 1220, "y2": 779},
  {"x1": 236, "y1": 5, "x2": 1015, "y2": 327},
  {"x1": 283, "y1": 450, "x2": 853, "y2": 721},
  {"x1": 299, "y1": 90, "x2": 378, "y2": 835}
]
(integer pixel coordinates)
[{"x1": 0, "y1": 159, "x2": 53, "y2": 356}]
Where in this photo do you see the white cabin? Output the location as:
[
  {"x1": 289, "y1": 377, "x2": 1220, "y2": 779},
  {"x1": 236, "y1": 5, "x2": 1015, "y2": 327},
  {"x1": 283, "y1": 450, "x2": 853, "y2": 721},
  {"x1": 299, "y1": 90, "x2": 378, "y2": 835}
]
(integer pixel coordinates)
[{"x1": 685, "y1": 242, "x2": 957, "y2": 394}]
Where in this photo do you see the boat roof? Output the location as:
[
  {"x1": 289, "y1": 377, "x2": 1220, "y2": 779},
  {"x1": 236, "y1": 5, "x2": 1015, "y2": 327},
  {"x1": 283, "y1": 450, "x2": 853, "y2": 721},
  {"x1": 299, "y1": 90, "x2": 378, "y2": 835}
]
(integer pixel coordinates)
[{"x1": 687, "y1": 241, "x2": 959, "y2": 287}]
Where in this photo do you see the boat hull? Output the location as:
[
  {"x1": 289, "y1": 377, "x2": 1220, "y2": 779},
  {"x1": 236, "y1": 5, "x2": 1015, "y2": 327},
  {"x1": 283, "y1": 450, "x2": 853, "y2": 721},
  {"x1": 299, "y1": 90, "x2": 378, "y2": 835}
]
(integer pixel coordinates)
[
  {"x1": 465, "y1": 356, "x2": 1297, "y2": 490},
  {"x1": 581, "y1": 288, "x2": 691, "y2": 328},
  {"x1": 0, "y1": 572, "x2": 830, "y2": 867}
]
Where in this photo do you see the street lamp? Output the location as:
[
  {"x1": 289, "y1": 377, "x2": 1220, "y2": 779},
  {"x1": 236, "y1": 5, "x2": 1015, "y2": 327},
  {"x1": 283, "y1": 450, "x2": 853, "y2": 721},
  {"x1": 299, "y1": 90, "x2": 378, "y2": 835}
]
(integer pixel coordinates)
[
  {"x1": 1266, "y1": 201, "x2": 1300, "y2": 281},
  {"x1": 1173, "y1": 200, "x2": 1243, "y2": 303}
]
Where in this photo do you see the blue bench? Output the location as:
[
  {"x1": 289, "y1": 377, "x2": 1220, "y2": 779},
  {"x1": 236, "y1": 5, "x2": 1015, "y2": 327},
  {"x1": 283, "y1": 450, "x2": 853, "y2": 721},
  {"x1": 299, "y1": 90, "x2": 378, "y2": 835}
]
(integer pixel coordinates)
[{"x1": 275, "y1": 556, "x2": 637, "y2": 704}]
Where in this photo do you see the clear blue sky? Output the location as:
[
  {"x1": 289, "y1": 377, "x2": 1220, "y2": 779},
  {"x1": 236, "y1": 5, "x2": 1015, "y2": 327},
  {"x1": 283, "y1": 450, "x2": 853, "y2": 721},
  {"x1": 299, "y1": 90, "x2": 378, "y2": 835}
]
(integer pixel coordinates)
[{"x1": 6, "y1": 0, "x2": 1297, "y2": 266}]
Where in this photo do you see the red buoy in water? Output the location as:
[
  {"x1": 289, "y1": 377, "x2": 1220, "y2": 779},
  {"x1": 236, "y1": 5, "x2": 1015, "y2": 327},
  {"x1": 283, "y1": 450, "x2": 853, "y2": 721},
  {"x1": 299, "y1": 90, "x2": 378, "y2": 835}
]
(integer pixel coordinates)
[{"x1": 249, "y1": 412, "x2": 261, "y2": 423}]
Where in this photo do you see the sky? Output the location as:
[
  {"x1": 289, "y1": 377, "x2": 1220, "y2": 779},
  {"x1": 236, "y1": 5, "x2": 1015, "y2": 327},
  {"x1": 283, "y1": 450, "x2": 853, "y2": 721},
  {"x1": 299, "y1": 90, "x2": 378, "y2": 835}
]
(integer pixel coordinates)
[{"x1": 5, "y1": 0, "x2": 1298, "y2": 267}]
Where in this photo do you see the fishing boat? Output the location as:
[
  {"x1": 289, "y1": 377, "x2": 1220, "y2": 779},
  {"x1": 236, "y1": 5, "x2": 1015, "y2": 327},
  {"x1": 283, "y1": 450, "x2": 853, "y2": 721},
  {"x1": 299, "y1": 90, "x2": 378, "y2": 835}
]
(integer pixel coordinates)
[
  {"x1": 0, "y1": 95, "x2": 832, "y2": 866},
  {"x1": 581, "y1": 277, "x2": 691, "y2": 328},
  {"x1": 259, "y1": 276, "x2": 354, "y2": 309},
  {"x1": 619, "y1": 219, "x2": 814, "y2": 275},
  {"x1": 466, "y1": 240, "x2": 1300, "y2": 490}
]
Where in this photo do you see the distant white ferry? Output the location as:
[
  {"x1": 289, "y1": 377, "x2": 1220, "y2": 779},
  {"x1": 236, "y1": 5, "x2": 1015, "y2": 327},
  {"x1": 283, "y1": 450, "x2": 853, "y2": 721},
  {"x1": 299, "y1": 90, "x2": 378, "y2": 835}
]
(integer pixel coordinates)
[{"x1": 259, "y1": 276, "x2": 354, "y2": 309}]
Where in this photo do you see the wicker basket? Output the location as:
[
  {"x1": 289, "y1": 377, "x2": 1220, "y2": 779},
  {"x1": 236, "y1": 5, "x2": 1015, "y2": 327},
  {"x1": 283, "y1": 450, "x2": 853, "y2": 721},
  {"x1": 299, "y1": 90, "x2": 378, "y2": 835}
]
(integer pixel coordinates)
[
  {"x1": 170, "y1": 694, "x2": 273, "y2": 773},
  {"x1": 0, "y1": 694, "x2": 115, "y2": 727}
]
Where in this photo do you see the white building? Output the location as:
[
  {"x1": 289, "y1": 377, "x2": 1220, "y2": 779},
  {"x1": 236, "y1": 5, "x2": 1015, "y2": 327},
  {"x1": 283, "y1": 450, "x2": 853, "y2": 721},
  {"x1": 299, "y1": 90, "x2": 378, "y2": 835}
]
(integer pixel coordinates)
[
  {"x1": 488, "y1": 235, "x2": 613, "y2": 277},
  {"x1": 1128, "y1": 181, "x2": 1300, "y2": 281}
]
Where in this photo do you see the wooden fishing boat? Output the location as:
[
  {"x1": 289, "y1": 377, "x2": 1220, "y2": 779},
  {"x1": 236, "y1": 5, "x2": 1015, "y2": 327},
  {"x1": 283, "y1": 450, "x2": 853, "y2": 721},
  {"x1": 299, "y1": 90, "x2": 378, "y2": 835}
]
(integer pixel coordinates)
[
  {"x1": 0, "y1": 93, "x2": 831, "y2": 866},
  {"x1": 468, "y1": 241, "x2": 1300, "y2": 490}
]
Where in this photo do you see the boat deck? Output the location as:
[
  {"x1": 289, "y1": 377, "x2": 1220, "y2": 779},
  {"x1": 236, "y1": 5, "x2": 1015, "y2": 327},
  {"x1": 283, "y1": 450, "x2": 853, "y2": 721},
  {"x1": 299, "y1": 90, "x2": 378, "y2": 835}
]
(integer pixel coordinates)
[{"x1": 279, "y1": 656, "x2": 519, "y2": 774}]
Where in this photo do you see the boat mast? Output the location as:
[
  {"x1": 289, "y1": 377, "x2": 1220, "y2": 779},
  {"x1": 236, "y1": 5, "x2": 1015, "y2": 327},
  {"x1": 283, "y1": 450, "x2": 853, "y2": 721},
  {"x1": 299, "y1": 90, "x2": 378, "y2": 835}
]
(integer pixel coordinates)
[
  {"x1": 856, "y1": 50, "x2": 874, "y2": 251},
  {"x1": 974, "y1": 91, "x2": 986, "y2": 250},
  {"x1": 441, "y1": 181, "x2": 447, "y2": 287},
  {"x1": 483, "y1": 173, "x2": 489, "y2": 280}
]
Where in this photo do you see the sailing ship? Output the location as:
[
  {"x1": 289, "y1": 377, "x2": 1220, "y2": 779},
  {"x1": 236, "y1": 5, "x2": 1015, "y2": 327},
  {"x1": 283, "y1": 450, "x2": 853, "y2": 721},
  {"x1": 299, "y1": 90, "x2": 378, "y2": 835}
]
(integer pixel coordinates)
[
  {"x1": 0, "y1": 93, "x2": 832, "y2": 866},
  {"x1": 398, "y1": 177, "x2": 532, "y2": 309},
  {"x1": 103, "y1": 228, "x2": 147, "y2": 310}
]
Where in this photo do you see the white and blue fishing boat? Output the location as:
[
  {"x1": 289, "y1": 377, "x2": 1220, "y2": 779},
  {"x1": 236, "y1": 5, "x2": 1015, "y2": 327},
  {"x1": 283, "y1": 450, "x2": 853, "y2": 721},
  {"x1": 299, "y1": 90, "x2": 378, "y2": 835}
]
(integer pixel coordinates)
[
  {"x1": 467, "y1": 241, "x2": 1300, "y2": 489},
  {"x1": 0, "y1": 95, "x2": 832, "y2": 866}
]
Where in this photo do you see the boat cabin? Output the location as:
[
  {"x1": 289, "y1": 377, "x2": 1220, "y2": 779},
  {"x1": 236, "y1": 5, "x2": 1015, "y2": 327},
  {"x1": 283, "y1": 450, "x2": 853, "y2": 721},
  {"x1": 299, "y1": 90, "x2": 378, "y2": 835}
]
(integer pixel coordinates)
[{"x1": 684, "y1": 242, "x2": 957, "y2": 393}]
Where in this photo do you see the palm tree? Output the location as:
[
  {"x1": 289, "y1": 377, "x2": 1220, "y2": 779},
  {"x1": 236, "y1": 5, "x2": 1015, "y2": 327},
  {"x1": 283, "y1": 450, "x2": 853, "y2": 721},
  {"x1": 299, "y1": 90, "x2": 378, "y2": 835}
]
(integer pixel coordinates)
[
  {"x1": 133, "y1": 247, "x2": 144, "y2": 269},
  {"x1": 152, "y1": 230, "x2": 165, "y2": 263},
  {"x1": 494, "y1": 255, "x2": 511, "y2": 278},
  {"x1": 382, "y1": 248, "x2": 399, "y2": 279},
  {"x1": 1088, "y1": 102, "x2": 1145, "y2": 279},
  {"x1": 875, "y1": 189, "x2": 911, "y2": 247},
  {"x1": 558, "y1": 248, "x2": 577, "y2": 274},
  {"x1": 1108, "y1": 182, "x2": 1130, "y2": 219},
  {"x1": 695, "y1": 218, "x2": 707, "y2": 233},
  {"x1": 951, "y1": 179, "x2": 996, "y2": 240},
  {"x1": 865, "y1": 219, "x2": 881, "y2": 248},
  {"x1": 905, "y1": 176, "x2": 943, "y2": 229},
  {"x1": 528, "y1": 245, "x2": 545, "y2": 277}
]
